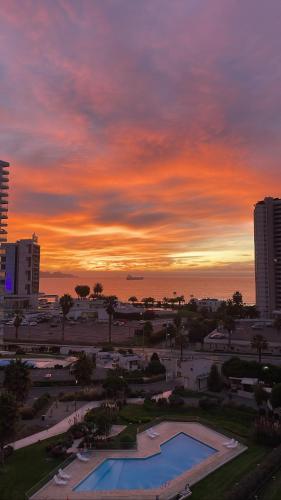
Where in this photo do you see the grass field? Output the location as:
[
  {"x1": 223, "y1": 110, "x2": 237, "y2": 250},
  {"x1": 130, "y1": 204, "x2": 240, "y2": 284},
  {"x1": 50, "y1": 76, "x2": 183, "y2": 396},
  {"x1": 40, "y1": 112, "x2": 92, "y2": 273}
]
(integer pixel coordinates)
[{"x1": 0, "y1": 436, "x2": 64, "y2": 500}]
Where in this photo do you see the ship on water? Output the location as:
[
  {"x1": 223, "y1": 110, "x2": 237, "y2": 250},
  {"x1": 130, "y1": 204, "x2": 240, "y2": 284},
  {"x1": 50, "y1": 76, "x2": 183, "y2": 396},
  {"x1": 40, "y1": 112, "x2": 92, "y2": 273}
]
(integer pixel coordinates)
[{"x1": 126, "y1": 274, "x2": 144, "y2": 280}]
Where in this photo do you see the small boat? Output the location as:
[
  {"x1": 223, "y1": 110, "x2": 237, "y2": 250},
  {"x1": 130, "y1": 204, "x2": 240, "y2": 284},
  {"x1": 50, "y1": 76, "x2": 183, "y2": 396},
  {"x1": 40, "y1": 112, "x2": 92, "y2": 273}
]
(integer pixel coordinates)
[{"x1": 126, "y1": 274, "x2": 144, "y2": 280}]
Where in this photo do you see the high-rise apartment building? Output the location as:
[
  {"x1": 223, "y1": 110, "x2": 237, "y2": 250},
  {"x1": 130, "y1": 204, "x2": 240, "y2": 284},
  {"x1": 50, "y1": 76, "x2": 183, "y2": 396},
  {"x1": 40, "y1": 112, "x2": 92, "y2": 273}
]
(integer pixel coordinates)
[
  {"x1": 0, "y1": 160, "x2": 9, "y2": 292},
  {"x1": 254, "y1": 197, "x2": 281, "y2": 318},
  {"x1": 3, "y1": 234, "x2": 40, "y2": 297}
]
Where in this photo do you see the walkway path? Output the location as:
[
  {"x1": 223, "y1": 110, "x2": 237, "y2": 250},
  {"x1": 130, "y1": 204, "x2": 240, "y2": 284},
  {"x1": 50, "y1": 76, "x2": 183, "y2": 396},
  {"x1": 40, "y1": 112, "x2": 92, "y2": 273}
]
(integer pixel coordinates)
[
  {"x1": 11, "y1": 401, "x2": 101, "y2": 450},
  {"x1": 10, "y1": 397, "x2": 144, "y2": 451}
]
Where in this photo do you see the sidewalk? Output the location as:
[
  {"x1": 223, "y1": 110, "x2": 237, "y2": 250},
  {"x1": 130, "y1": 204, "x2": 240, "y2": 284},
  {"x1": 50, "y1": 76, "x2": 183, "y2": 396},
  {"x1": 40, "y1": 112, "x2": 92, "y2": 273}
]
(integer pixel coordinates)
[
  {"x1": 10, "y1": 401, "x2": 101, "y2": 450},
  {"x1": 10, "y1": 397, "x2": 144, "y2": 451}
]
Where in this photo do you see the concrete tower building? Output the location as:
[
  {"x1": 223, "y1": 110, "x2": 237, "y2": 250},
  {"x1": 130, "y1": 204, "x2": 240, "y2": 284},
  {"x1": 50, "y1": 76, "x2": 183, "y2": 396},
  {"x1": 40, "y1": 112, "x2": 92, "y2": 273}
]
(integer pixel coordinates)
[
  {"x1": 254, "y1": 197, "x2": 281, "y2": 318},
  {"x1": 3, "y1": 234, "x2": 40, "y2": 298},
  {"x1": 0, "y1": 160, "x2": 9, "y2": 293}
]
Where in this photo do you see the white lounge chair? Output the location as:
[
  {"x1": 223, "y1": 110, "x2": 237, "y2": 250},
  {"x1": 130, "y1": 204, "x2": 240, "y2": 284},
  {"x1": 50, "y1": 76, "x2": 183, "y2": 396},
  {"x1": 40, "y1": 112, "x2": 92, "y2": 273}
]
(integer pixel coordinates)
[
  {"x1": 226, "y1": 440, "x2": 238, "y2": 449},
  {"x1": 223, "y1": 438, "x2": 235, "y2": 446},
  {"x1": 151, "y1": 429, "x2": 160, "y2": 437},
  {"x1": 54, "y1": 474, "x2": 67, "y2": 486},
  {"x1": 58, "y1": 468, "x2": 71, "y2": 480},
  {"x1": 77, "y1": 452, "x2": 90, "y2": 462},
  {"x1": 146, "y1": 429, "x2": 157, "y2": 439}
]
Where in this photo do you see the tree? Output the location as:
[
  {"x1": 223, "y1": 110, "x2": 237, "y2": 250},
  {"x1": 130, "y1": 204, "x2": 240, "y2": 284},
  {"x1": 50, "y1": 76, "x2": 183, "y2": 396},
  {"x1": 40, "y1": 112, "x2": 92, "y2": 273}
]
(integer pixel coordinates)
[
  {"x1": 166, "y1": 322, "x2": 176, "y2": 347},
  {"x1": 72, "y1": 353, "x2": 94, "y2": 386},
  {"x1": 105, "y1": 296, "x2": 117, "y2": 344},
  {"x1": 93, "y1": 282, "x2": 103, "y2": 296},
  {"x1": 103, "y1": 375, "x2": 128, "y2": 399},
  {"x1": 128, "y1": 296, "x2": 138, "y2": 304},
  {"x1": 223, "y1": 316, "x2": 235, "y2": 348},
  {"x1": 0, "y1": 391, "x2": 19, "y2": 465},
  {"x1": 207, "y1": 364, "x2": 223, "y2": 392},
  {"x1": 176, "y1": 295, "x2": 185, "y2": 307},
  {"x1": 232, "y1": 291, "x2": 243, "y2": 307},
  {"x1": 59, "y1": 294, "x2": 74, "y2": 341},
  {"x1": 251, "y1": 334, "x2": 268, "y2": 364},
  {"x1": 254, "y1": 383, "x2": 269, "y2": 407},
  {"x1": 174, "y1": 315, "x2": 183, "y2": 358},
  {"x1": 85, "y1": 409, "x2": 113, "y2": 437},
  {"x1": 145, "y1": 353, "x2": 166, "y2": 375},
  {"x1": 143, "y1": 321, "x2": 153, "y2": 338},
  {"x1": 4, "y1": 359, "x2": 31, "y2": 402},
  {"x1": 271, "y1": 383, "x2": 281, "y2": 409},
  {"x1": 14, "y1": 313, "x2": 22, "y2": 340},
  {"x1": 75, "y1": 285, "x2": 90, "y2": 299}
]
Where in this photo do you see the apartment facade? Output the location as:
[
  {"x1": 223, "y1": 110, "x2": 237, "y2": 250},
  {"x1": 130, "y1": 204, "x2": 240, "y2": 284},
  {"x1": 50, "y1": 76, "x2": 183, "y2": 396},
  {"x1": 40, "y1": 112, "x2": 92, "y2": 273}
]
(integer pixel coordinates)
[
  {"x1": 3, "y1": 234, "x2": 40, "y2": 300},
  {"x1": 0, "y1": 160, "x2": 9, "y2": 293},
  {"x1": 254, "y1": 197, "x2": 281, "y2": 317}
]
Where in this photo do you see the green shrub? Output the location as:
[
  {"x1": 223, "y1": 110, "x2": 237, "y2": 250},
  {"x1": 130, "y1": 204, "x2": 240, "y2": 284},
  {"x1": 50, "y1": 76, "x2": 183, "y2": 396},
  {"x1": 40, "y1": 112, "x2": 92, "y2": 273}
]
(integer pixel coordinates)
[
  {"x1": 199, "y1": 397, "x2": 220, "y2": 410},
  {"x1": 20, "y1": 406, "x2": 35, "y2": 420},
  {"x1": 32, "y1": 393, "x2": 50, "y2": 414}
]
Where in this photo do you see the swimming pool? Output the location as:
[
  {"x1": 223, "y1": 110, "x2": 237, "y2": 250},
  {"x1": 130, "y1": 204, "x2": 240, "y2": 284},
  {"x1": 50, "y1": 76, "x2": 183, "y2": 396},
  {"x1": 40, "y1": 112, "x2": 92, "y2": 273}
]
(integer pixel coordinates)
[
  {"x1": 0, "y1": 359, "x2": 35, "y2": 368},
  {"x1": 74, "y1": 432, "x2": 217, "y2": 492}
]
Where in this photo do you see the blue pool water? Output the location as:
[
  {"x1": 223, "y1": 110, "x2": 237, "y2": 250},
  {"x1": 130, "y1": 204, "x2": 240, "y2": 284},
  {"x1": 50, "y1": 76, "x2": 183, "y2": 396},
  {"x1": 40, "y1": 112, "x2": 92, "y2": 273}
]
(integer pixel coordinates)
[
  {"x1": 74, "y1": 432, "x2": 217, "y2": 491},
  {"x1": 0, "y1": 359, "x2": 35, "y2": 368}
]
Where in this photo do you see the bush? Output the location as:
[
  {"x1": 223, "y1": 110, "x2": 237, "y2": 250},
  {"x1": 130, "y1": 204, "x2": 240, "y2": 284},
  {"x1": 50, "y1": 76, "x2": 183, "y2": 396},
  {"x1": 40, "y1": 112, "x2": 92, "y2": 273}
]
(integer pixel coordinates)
[
  {"x1": 168, "y1": 394, "x2": 184, "y2": 407},
  {"x1": 32, "y1": 393, "x2": 51, "y2": 414},
  {"x1": 199, "y1": 397, "x2": 220, "y2": 410},
  {"x1": 20, "y1": 406, "x2": 35, "y2": 420},
  {"x1": 68, "y1": 422, "x2": 89, "y2": 438},
  {"x1": 120, "y1": 433, "x2": 136, "y2": 448}
]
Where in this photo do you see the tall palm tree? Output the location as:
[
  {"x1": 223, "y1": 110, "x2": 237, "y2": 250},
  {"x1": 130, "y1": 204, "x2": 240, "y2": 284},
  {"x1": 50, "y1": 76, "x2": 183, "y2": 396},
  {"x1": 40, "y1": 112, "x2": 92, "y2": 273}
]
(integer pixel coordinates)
[
  {"x1": 251, "y1": 334, "x2": 268, "y2": 364},
  {"x1": 224, "y1": 316, "x2": 236, "y2": 348},
  {"x1": 105, "y1": 296, "x2": 117, "y2": 344},
  {"x1": 93, "y1": 282, "x2": 103, "y2": 297},
  {"x1": 59, "y1": 294, "x2": 74, "y2": 342},
  {"x1": 174, "y1": 315, "x2": 183, "y2": 359},
  {"x1": 14, "y1": 313, "x2": 22, "y2": 340}
]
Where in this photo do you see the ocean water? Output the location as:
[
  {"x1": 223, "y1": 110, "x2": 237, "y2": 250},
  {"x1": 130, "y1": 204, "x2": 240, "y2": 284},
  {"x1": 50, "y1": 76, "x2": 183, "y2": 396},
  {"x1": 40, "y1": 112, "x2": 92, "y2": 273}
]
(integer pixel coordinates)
[{"x1": 40, "y1": 271, "x2": 255, "y2": 304}]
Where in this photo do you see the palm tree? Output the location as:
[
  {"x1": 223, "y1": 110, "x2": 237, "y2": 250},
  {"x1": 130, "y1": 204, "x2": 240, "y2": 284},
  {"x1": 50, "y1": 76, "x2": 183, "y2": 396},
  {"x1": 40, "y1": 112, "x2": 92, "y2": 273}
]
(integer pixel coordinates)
[
  {"x1": 128, "y1": 296, "x2": 138, "y2": 304},
  {"x1": 105, "y1": 296, "x2": 117, "y2": 344},
  {"x1": 174, "y1": 315, "x2": 183, "y2": 359},
  {"x1": 93, "y1": 282, "x2": 103, "y2": 297},
  {"x1": 162, "y1": 297, "x2": 169, "y2": 309},
  {"x1": 59, "y1": 294, "x2": 74, "y2": 342},
  {"x1": 223, "y1": 316, "x2": 235, "y2": 348},
  {"x1": 14, "y1": 313, "x2": 22, "y2": 340},
  {"x1": 75, "y1": 285, "x2": 90, "y2": 299},
  {"x1": 177, "y1": 295, "x2": 185, "y2": 307},
  {"x1": 251, "y1": 334, "x2": 268, "y2": 364}
]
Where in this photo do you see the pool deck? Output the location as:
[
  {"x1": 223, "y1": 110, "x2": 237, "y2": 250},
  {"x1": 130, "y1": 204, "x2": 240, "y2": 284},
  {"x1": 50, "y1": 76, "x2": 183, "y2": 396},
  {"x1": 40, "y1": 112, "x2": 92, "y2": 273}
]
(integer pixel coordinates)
[{"x1": 31, "y1": 421, "x2": 247, "y2": 500}]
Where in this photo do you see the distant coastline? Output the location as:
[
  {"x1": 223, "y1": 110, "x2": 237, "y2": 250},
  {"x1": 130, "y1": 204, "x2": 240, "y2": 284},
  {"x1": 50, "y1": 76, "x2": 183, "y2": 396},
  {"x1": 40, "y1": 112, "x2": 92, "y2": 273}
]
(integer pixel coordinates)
[{"x1": 40, "y1": 271, "x2": 78, "y2": 278}]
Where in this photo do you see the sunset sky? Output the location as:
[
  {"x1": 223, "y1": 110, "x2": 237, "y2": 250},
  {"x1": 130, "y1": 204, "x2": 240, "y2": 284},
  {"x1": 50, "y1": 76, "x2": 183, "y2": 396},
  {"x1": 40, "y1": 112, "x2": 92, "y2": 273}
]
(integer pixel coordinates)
[{"x1": 1, "y1": 0, "x2": 281, "y2": 272}]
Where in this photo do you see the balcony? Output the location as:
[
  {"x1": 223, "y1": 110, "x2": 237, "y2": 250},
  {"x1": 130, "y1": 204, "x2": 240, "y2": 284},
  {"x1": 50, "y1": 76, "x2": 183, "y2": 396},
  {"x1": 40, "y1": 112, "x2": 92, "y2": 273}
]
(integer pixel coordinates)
[
  {"x1": 1, "y1": 170, "x2": 9, "y2": 176},
  {"x1": 0, "y1": 185, "x2": 9, "y2": 190},
  {"x1": 0, "y1": 222, "x2": 8, "y2": 227},
  {"x1": 0, "y1": 192, "x2": 8, "y2": 197},
  {"x1": 1, "y1": 177, "x2": 9, "y2": 183},
  {"x1": 0, "y1": 214, "x2": 8, "y2": 219}
]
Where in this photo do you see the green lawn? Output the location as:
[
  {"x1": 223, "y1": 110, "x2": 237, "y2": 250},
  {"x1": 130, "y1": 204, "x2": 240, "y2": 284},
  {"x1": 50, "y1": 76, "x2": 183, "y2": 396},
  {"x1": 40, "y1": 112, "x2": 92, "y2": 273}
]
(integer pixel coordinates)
[
  {"x1": 0, "y1": 437, "x2": 65, "y2": 500},
  {"x1": 191, "y1": 444, "x2": 268, "y2": 500}
]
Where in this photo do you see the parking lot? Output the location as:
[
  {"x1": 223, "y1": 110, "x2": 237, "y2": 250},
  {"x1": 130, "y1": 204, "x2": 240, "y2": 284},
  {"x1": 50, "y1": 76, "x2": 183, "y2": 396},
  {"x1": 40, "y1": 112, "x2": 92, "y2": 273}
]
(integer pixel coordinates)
[{"x1": 3, "y1": 318, "x2": 167, "y2": 346}]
